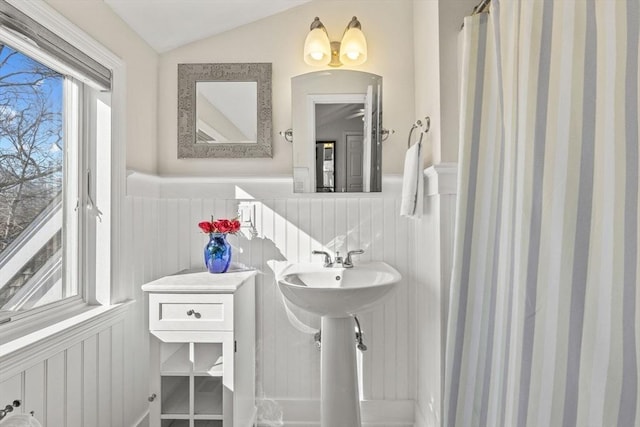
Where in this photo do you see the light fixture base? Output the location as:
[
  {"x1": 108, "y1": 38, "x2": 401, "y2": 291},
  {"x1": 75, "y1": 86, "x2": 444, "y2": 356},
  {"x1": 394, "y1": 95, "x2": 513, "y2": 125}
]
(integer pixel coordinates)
[{"x1": 329, "y1": 41, "x2": 342, "y2": 67}]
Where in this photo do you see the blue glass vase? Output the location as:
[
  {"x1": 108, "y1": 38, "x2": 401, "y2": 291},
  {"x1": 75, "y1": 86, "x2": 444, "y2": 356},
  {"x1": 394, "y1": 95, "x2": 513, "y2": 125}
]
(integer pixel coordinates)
[{"x1": 204, "y1": 233, "x2": 232, "y2": 273}]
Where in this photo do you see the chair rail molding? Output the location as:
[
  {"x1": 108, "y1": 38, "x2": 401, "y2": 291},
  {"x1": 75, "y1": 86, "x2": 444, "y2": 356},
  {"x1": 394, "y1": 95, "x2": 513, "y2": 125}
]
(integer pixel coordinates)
[
  {"x1": 126, "y1": 170, "x2": 405, "y2": 199},
  {"x1": 424, "y1": 162, "x2": 458, "y2": 196},
  {"x1": 0, "y1": 302, "x2": 131, "y2": 382}
]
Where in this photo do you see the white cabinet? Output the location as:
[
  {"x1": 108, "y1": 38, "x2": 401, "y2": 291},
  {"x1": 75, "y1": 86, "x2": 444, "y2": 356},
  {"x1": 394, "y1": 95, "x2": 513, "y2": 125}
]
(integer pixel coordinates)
[{"x1": 143, "y1": 270, "x2": 256, "y2": 427}]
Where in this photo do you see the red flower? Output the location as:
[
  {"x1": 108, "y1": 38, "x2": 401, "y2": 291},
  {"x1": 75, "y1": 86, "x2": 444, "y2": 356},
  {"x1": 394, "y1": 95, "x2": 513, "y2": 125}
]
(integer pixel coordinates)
[
  {"x1": 199, "y1": 216, "x2": 241, "y2": 234},
  {"x1": 198, "y1": 221, "x2": 214, "y2": 233},
  {"x1": 213, "y1": 219, "x2": 232, "y2": 233}
]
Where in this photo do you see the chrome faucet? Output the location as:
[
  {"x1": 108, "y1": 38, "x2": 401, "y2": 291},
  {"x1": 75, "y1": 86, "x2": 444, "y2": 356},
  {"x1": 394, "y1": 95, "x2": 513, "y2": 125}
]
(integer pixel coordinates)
[
  {"x1": 344, "y1": 249, "x2": 364, "y2": 268},
  {"x1": 312, "y1": 249, "x2": 364, "y2": 268},
  {"x1": 312, "y1": 250, "x2": 333, "y2": 267},
  {"x1": 334, "y1": 251, "x2": 344, "y2": 265}
]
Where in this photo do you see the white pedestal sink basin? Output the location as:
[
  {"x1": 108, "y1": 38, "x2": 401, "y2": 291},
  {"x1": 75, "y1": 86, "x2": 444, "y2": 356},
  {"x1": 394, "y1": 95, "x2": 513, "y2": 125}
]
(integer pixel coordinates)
[{"x1": 276, "y1": 261, "x2": 401, "y2": 427}]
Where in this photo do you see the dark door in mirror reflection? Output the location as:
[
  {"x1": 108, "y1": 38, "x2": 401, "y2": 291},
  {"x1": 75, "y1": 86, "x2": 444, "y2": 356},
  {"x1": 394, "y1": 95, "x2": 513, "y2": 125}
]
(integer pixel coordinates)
[{"x1": 316, "y1": 141, "x2": 336, "y2": 192}]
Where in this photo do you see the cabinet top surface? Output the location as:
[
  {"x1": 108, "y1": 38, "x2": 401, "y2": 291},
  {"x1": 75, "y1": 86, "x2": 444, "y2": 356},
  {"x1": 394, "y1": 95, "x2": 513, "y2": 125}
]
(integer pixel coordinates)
[{"x1": 141, "y1": 268, "x2": 257, "y2": 293}]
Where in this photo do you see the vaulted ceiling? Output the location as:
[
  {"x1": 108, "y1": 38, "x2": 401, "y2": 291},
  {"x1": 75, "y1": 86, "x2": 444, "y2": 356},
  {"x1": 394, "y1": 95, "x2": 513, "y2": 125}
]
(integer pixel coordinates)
[{"x1": 103, "y1": 0, "x2": 311, "y2": 52}]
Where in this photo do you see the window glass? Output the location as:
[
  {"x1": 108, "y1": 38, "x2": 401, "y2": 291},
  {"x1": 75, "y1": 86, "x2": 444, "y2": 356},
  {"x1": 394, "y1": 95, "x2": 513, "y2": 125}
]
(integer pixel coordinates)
[{"x1": 0, "y1": 44, "x2": 77, "y2": 313}]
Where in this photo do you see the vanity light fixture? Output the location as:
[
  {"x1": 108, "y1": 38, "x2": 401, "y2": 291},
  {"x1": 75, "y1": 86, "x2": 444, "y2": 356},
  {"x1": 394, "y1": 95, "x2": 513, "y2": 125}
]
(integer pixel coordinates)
[{"x1": 303, "y1": 16, "x2": 368, "y2": 67}]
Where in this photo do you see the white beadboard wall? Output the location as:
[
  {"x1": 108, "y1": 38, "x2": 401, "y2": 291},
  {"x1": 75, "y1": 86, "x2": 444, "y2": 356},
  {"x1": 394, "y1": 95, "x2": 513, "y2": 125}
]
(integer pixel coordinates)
[
  {"x1": 126, "y1": 173, "x2": 419, "y2": 424},
  {"x1": 0, "y1": 305, "x2": 149, "y2": 427},
  {"x1": 414, "y1": 164, "x2": 458, "y2": 427},
  {"x1": 0, "y1": 166, "x2": 456, "y2": 427},
  {"x1": 0, "y1": 188, "x2": 156, "y2": 427}
]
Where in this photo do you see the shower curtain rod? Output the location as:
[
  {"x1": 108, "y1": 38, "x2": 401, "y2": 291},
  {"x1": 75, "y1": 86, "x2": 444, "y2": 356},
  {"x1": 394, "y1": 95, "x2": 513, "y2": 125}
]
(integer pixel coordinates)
[
  {"x1": 472, "y1": 0, "x2": 491, "y2": 15},
  {"x1": 461, "y1": 0, "x2": 491, "y2": 29}
]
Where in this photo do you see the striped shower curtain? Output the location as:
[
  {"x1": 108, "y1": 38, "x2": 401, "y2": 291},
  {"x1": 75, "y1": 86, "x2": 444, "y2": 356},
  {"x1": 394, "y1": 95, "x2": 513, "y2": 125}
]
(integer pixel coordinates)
[{"x1": 445, "y1": 1, "x2": 639, "y2": 426}]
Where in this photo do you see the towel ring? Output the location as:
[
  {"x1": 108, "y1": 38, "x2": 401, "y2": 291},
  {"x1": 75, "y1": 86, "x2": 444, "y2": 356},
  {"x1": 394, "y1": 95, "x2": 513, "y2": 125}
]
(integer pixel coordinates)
[
  {"x1": 407, "y1": 125, "x2": 419, "y2": 148},
  {"x1": 408, "y1": 116, "x2": 430, "y2": 148}
]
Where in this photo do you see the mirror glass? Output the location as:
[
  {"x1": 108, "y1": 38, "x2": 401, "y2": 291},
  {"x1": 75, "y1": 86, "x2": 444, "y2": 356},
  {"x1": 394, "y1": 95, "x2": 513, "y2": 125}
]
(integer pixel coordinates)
[
  {"x1": 196, "y1": 81, "x2": 257, "y2": 144},
  {"x1": 178, "y1": 63, "x2": 272, "y2": 158},
  {"x1": 291, "y1": 70, "x2": 382, "y2": 193}
]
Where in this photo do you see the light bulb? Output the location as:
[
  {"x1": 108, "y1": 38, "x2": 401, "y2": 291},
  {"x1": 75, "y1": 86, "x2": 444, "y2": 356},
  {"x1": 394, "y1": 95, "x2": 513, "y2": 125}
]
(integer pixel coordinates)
[
  {"x1": 304, "y1": 24, "x2": 331, "y2": 66},
  {"x1": 346, "y1": 51, "x2": 359, "y2": 61},
  {"x1": 339, "y1": 18, "x2": 367, "y2": 66}
]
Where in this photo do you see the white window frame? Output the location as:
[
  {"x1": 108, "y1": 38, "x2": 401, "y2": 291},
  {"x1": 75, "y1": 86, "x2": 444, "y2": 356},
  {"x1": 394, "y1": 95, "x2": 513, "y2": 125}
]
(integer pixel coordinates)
[{"x1": 0, "y1": 0, "x2": 125, "y2": 343}]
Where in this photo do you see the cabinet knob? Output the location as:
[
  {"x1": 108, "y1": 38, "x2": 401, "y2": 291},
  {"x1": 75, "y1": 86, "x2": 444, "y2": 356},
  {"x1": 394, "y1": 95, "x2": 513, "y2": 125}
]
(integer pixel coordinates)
[
  {"x1": 148, "y1": 393, "x2": 157, "y2": 402},
  {"x1": 186, "y1": 309, "x2": 201, "y2": 319}
]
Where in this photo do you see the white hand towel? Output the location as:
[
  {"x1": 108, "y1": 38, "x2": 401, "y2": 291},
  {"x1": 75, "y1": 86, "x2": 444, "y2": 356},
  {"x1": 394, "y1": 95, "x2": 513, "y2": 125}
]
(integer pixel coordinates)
[{"x1": 400, "y1": 139, "x2": 424, "y2": 218}]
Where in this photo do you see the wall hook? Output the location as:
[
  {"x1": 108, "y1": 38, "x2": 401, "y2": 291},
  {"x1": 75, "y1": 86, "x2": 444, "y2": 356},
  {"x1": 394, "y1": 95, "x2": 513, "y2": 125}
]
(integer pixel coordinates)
[
  {"x1": 381, "y1": 128, "x2": 395, "y2": 142},
  {"x1": 422, "y1": 116, "x2": 431, "y2": 133},
  {"x1": 279, "y1": 129, "x2": 293, "y2": 143},
  {"x1": 408, "y1": 116, "x2": 430, "y2": 148}
]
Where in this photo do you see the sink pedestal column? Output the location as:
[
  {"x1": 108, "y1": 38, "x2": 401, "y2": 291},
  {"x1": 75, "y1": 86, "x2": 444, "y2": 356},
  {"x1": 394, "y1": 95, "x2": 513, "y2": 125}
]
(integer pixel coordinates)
[{"x1": 321, "y1": 316, "x2": 361, "y2": 427}]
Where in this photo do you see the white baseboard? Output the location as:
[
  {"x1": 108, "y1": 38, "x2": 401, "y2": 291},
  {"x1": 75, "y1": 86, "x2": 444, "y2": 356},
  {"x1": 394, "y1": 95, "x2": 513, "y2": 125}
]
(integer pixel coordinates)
[
  {"x1": 256, "y1": 399, "x2": 414, "y2": 427},
  {"x1": 414, "y1": 400, "x2": 441, "y2": 427},
  {"x1": 414, "y1": 403, "x2": 427, "y2": 427}
]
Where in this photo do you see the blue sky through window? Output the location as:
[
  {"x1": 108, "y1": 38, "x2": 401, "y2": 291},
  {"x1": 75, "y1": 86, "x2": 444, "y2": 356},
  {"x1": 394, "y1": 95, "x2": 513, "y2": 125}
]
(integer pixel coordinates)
[
  {"x1": 0, "y1": 42, "x2": 68, "y2": 310},
  {"x1": 0, "y1": 43, "x2": 64, "y2": 252},
  {"x1": 0, "y1": 44, "x2": 63, "y2": 153}
]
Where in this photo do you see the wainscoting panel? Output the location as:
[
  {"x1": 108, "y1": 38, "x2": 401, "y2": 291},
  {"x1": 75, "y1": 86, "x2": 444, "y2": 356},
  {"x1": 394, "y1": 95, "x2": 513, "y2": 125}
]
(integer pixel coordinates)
[
  {"x1": 126, "y1": 174, "x2": 417, "y2": 423},
  {"x1": 414, "y1": 164, "x2": 458, "y2": 427},
  {"x1": 0, "y1": 167, "x2": 454, "y2": 427},
  {"x1": 66, "y1": 342, "x2": 83, "y2": 427},
  {"x1": 0, "y1": 318, "x2": 128, "y2": 427}
]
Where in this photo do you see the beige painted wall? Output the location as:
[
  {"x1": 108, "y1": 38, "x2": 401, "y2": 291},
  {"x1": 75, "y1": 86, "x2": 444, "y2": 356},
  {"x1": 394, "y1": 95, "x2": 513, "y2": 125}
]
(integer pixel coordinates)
[
  {"x1": 438, "y1": 0, "x2": 475, "y2": 163},
  {"x1": 157, "y1": 0, "x2": 415, "y2": 176},
  {"x1": 45, "y1": 0, "x2": 159, "y2": 174},
  {"x1": 40, "y1": 0, "x2": 467, "y2": 174},
  {"x1": 413, "y1": 2, "x2": 474, "y2": 426},
  {"x1": 413, "y1": 0, "x2": 441, "y2": 167},
  {"x1": 413, "y1": 0, "x2": 474, "y2": 167}
]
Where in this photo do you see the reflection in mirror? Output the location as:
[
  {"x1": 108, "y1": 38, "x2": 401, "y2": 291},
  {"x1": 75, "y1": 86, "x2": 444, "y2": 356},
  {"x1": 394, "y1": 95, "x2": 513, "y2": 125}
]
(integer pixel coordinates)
[
  {"x1": 316, "y1": 103, "x2": 366, "y2": 192},
  {"x1": 316, "y1": 140, "x2": 336, "y2": 192},
  {"x1": 196, "y1": 81, "x2": 257, "y2": 143},
  {"x1": 291, "y1": 70, "x2": 382, "y2": 193},
  {"x1": 177, "y1": 63, "x2": 272, "y2": 158}
]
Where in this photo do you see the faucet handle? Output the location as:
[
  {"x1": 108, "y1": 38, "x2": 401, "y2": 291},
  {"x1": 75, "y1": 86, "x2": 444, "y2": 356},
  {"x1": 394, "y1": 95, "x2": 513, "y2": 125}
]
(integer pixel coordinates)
[
  {"x1": 312, "y1": 250, "x2": 332, "y2": 267},
  {"x1": 344, "y1": 249, "x2": 364, "y2": 267}
]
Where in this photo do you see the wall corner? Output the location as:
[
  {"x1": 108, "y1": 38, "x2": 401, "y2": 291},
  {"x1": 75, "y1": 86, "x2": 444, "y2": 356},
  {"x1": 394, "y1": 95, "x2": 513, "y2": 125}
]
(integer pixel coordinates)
[{"x1": 424, "y1": 162, "x2": 458, "y2": 196}]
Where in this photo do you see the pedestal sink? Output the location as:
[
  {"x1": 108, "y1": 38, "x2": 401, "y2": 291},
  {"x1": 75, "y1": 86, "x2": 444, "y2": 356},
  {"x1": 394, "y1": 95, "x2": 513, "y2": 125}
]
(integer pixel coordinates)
[{"x1": 276, "y1": 261, "x2": 401, "y2": 427}]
